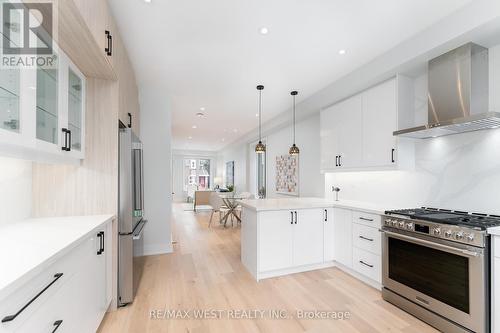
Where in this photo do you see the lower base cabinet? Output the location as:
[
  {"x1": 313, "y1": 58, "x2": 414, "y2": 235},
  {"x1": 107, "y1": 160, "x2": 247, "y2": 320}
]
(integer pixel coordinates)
[
  {"x1": 333, "y1": 208, "x2": 353, "y2": 268},
  {"x1": 258, "y1": 208, "x2": 325, "y2": 273},
  {"x1": 1, "y1": 221, "x2": 112, "y2": 333}
]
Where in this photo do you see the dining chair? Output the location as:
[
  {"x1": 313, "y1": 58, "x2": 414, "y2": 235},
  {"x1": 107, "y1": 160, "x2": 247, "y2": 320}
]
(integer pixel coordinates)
[
  {"x1": 208, "y1": 192, "x2": 228, "y2": 228},
  {"x1": 234, "y1": 192, "x2": 254, "y2": 222}
]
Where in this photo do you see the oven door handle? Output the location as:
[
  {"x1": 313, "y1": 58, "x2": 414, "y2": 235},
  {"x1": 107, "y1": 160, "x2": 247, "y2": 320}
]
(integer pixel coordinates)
[{"x1": 383, "y1": 230, "x2": 481, "y2": 257}]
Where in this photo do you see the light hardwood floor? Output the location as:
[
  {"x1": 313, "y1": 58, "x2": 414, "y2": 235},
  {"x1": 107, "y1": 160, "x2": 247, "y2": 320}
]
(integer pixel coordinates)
[{"x1": 98, "y1": 204, "x2": 438, "y2": 333}]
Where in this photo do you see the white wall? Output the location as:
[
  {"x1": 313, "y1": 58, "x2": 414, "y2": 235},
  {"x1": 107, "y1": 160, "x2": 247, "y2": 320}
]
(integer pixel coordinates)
[
  {"x1": 266, "y1": 115, "x2": 324, "y2": 198},
  {"x1": 218, "y1": 114, "x2": 324, "y2": 198},
  {"x1": 325, "y1": 44, "x2": 500, "y2": 215},
  {"x1": 135, "y1": 87, "x2": 172, "y2": 256},
  {"x1": 325, "y1": 129, "x2": 500, "y2": 215},
  {"x1": 0, "y1": 157, "x2": 32, "y2": 224}
]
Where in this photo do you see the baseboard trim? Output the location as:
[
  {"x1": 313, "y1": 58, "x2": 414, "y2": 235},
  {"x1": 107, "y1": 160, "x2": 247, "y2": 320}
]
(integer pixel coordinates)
[
  {"x1": 335, "y1": 262, "x2": 382, "y2": 290},
  {"x1": 257, "y1": 261, "x2": 336, "y2": 281}
]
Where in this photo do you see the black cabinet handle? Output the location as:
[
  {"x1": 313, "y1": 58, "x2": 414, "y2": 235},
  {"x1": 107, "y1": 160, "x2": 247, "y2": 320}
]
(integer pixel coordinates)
[
  {"x1": 52, "y1": 320, "x2": 63, "y2": 332},
  {"x1": 339, "y1": 155, "x2": 342, "y2": 167},
  {"x1": 61, "y1": 128, "x2": 69, "y2": 151},
  {"x1": 359, "y1": 235, "x2": 374, "y2": 242},
  {"x1": 101, "y1": 231, "x2": 105, "y2": 254},
  {"x1": 128, "y1": 113, "x2": 132, "y2": 128},
  {"x1": 67, "y1": 129, "x2": 72, "y2": 151},
  {"x1": 335, "y1": 156, "x2": 338, "y2": 167},
  {"x1": 324, "y1": 209, "x2": 328, "y2": 222},
  {"x1": 105, "y1": 30, "x2": 112, "y2": 56},
  {"x1": 1, "y1": 273, "x2": 63, "y2": 323},
  {"x1": 290, "y1": 212, "x2": 293, "y2": 225},
  {"x1": 294, "y1": 211, "x2": 297, "y2": 224},
  {"x1": 97, "y1": 232, "x2": 104, "y2": 255},
  {"x1": 359, "y1": 260, "x2": 374, "y2": 268},
  {"x1": 391, "y1": 148, "x2": 395, "y2": 163},
  {"x1": 359, "y1": 217, "x2": 374, "y2": 222}
]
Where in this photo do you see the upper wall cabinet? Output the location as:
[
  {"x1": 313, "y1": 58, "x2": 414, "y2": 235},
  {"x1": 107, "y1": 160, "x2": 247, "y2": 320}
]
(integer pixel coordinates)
[
  {"x1": 320, "y1": 75, "x2": 415, "y2": 172},
  {"x1": 72, "y1": 0, "x2": 116, "y2": 73},
  {"x1": 0, "y1": 46, "x2": 86, "y2": 163}
]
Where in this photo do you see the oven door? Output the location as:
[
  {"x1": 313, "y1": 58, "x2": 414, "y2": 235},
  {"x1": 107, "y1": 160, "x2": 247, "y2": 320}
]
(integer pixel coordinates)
[{"x1": 382, "y1": 229, "x2": 487, "y2": 333}]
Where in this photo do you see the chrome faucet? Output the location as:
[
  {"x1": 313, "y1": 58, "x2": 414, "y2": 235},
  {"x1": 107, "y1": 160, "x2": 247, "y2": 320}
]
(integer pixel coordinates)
[{"x1": 332, "y1": 187, "x2": 340, "y2": 201}]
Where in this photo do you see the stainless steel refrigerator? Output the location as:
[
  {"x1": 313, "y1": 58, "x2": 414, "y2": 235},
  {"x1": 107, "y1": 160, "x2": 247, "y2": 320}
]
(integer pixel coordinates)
[{"x1": 118, "y1": 128, "x2": 147, "y2": 306}]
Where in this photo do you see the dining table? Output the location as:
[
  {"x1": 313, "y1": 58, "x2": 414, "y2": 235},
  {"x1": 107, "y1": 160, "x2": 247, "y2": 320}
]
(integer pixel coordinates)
[{"x1": 218, "y1": 193, "x2": 244, "y2": 227}]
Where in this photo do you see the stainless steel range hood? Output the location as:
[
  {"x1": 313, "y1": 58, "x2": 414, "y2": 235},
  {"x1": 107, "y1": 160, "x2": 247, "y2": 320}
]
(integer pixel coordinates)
[{"x1": 394, "y1": 43, "x2": 500, "y2": 139}]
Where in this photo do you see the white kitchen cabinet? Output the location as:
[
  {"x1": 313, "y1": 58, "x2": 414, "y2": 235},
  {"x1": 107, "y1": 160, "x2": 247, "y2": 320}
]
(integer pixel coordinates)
[
  {"x1": 493, "y1": 236, "x2": 500, "y2": 333},
  {"x1": 336, "y1": 95, "x2": 363, "y2": 169},
  {"x1": 258, "y1": 210, "x2": 293, "y2": 272},
  {"x1": 320, "y1": 95, "x2": 363, "y2": 170},
  {"x1": 362, "y1": 79, "x2": 398, "y2": 167},
  {"x1": 320, "y1": 75, "x2": 414, "y2": 172},
  {"x1": 293, "y1": 209, "x2": 324, "y2": 266},
  {"x1": 0, "y1": 44, "x2": 86, "y2": 163},
  {"x1": 352, "y1": 223, "x2": 382, "y2": 256},
  {"x1": 323, "y1": 208, "x2": 335, "y2": 262},
  {"x1": 333, "y1": 208, "x2": 353, "y2": 268},
  {"x1": 352, "y1": 247, "x2": 381, "y2": 283},
  {"x1": 0, "y1": 219, "x2": 112, "y2": 333}
]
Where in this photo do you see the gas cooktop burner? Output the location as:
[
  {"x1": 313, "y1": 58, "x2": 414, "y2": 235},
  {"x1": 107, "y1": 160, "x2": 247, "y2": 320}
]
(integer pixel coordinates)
[{"x1": 385, "y1": 207, "x2": 500, "y2": 230}]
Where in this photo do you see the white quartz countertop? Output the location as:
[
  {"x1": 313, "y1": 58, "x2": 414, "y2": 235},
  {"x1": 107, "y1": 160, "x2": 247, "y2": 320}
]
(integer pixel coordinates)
[
  {"x1": 488, "y1": 226, "x2": 500, "y2": 236},
  {"x1": 0, "y1": 215, "x2": 114, "y2": 300},
  {"x1": 239, "y1": 197, "x2": 400, "y2": 215}
]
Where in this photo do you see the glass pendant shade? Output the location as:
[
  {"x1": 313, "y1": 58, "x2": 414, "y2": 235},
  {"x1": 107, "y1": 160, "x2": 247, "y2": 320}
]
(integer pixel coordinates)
[
  {"x1": 289, "y1": 90, "x2": 300, "y2": 155},
  {"x1": 289, "y1": 143, "x2": 300, "y2": 155},
  {"x1": 255, "y1": 140, "x2": 266, "y2": 153},
  {"x1": 255, "y1": 85, "x2": 265, "y2": 153}
]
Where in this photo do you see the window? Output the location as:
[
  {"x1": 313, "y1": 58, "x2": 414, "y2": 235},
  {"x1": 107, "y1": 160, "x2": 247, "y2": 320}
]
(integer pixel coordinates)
[
  {"x1": 183, "y1": 158, "x2": 211, "y2": 192},
  {"x1": 256, "y1": 147, "x2": 266, "y2": 198}
]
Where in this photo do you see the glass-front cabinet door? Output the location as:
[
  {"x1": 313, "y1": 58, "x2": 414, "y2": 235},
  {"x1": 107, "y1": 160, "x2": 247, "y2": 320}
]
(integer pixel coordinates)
[
  {"x1": 67, "y1": 66, "x2": 84, "y2": 155},
  {"x1": 36, "y1": 65, "x2": 59, "y2": 146}
]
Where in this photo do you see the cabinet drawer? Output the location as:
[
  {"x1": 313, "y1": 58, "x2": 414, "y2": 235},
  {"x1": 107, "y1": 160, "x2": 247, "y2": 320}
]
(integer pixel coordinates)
[
  {"x1": 352, "y1": 247, "x2": 381, "y2": 283},
  {"x1": 0, "y1": 235, "x2": 95, "y2": 331},
  {"x1": 15, "y1": 273, "x2": 81, "y2": 333},
  {"x1": 352, "y1": 211, "x2": 381, "y2": 228},
  {"x1": 352, "y1": 223, "x2": 381, "y2": 255},
  {"x1": 494, "y1": 236, "x2": 500, "y2": 258}
]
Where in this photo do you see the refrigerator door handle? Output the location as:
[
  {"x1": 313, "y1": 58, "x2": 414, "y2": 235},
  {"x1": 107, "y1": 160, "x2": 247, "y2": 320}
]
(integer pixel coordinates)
[{"x1": 132, "y1": 219, "x2": 148, "y2": 240}]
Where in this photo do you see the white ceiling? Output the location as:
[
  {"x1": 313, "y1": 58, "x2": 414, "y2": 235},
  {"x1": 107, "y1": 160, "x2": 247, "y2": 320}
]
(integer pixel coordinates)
[{"x1": 108, "y1": 0, "x2": 473, "y2": 152}]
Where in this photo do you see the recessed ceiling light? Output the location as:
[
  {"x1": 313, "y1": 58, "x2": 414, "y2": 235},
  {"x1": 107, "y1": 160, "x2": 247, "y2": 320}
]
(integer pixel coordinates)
[
  {"x1": 192, "y1": 125, "x2": 197, "y2": 129},
  {"x1": 200, "y1": 107, "x2": 205, "y2": 111},
  {"x1": 188, "y1": 136, "x2": 192, "y2": 139},
  {"x1": 259, "y1": 27, "x2": 269, "y2": 35},
  {"x1": 144, "y1": 0, "x2": 152, "y2": 3},
  {"x1": 338, "y1": 49, "x2": 346, "y2": 55},
  {"x1": 255, "y1": 113, "x2": 259, "y2": 117}
]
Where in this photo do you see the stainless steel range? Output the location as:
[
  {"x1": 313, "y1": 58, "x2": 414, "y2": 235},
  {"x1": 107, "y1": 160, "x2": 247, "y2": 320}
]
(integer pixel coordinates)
[{"x1": 382, "y1": 208, "x2": 500, "y2": 333}]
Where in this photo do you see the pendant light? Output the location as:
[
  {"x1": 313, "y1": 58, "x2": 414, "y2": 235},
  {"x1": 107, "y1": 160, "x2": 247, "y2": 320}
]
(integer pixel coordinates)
[
  {"x1": 289, "y1": 90, "x2": 300, "y2": 155},
  {"x1": 255, "y1": 85, "x2": 266, "y2": 153}
]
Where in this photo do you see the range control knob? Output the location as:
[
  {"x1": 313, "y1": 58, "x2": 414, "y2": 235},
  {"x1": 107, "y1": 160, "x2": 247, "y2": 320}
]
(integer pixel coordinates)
[
  {"x1": 433, "y1": 228, "x2": 441, "y2": 236},
  {"x1": 454, "y1": 232, "x2": 464, "y2": 240},
  {"x1": 466, "y1": 234, "x2": 475, "y2": 242},
  {"x1": 406, "y1": 223, "x2": 413, "y2": 230},
  {"x1": 444, "y1": 230, "x2": 452, "y2": 238},
  {"x1": 384, "y1": 219, "x2": 391, "y2": 226},
  {"x1": 399, "y1": 221, "x2": 405, "y2": 228},
  {"x1": 391, "y1": 220, "x2": 398, "y2": 227}
]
